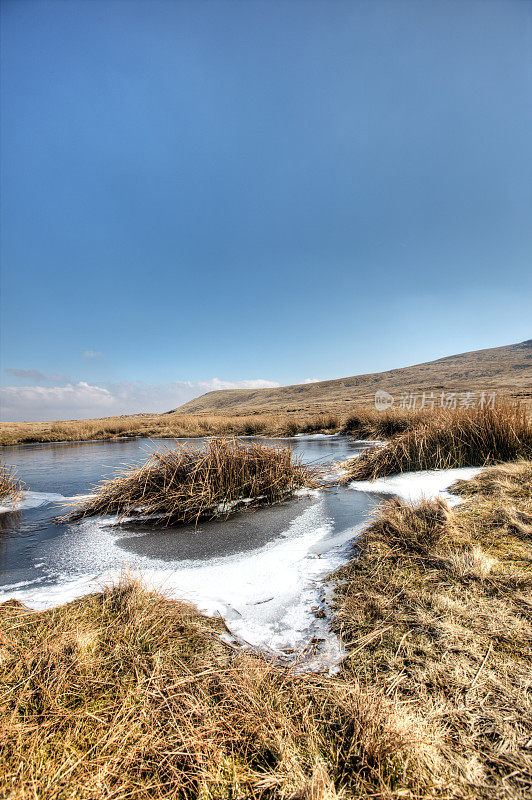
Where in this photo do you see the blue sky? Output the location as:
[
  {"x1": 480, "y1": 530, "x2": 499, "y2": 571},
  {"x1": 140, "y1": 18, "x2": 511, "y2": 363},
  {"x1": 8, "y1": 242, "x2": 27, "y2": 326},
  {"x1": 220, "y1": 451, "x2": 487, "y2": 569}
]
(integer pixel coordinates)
[{"x1": 1, "y1": 0, "x2": 531, "y2": 421}]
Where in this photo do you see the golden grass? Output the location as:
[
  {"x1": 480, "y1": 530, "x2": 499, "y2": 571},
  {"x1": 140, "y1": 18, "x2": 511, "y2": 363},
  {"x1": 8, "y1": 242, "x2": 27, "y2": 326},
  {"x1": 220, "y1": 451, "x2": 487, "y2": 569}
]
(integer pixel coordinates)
[
  {"x1": 345, "y1": 404, "x2": 532, "y2": 480},
  {"x1": 342, "y1": 407, "x2": 430, "y2": 440},
  {"x1": 0, "y1": 406, "x2": 443, "y2": 447},
  {"x1": 332, "y1": 460, "x2": 532, "y2": 798},
  {"x1": 450, "y1": 459, "x2": 532, "y2": 502},
  {"x1": 0, "y1": 579, "x2": 439, "y2": 800},
  {"x1": 63, "y1": 437, "x2": 317, "y2": 525},
  {"x1": 0, "y1": 459, "x2": 23, "y2": 505},
  {"x1": 0, "y1": 410, "x2": 346, "y2": 446}
]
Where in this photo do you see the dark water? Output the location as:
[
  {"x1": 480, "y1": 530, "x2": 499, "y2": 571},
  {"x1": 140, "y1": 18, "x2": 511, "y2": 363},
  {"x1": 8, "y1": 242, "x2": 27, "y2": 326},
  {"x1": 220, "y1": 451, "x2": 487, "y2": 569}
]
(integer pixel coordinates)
[{"x1": 0, "y1": 435, "x2": 379, "y2": 604}]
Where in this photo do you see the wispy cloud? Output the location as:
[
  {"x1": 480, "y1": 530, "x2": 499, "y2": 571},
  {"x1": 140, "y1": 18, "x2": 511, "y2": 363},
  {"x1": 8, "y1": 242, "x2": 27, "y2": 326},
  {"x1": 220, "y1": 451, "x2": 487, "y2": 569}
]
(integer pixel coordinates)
[
  {"x1": 4, "y1": 368, "x2": 71, "y2": 384},
  {"x1": 303, "y1": 377, "x2": 328, "y2": 384},
  {"x1": 0, "y1": 377, "x2": 280, "y2": 421},
  {"x1": 83, "y1": 350, "x2": 103, "y2": 359}
]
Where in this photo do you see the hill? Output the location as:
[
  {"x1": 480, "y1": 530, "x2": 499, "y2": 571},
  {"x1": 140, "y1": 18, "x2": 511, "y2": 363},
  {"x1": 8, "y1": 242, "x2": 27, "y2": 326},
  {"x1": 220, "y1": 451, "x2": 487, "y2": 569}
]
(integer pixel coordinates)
[{"x1": 174, "y1": 340, "x2": 532, "y2": 414}]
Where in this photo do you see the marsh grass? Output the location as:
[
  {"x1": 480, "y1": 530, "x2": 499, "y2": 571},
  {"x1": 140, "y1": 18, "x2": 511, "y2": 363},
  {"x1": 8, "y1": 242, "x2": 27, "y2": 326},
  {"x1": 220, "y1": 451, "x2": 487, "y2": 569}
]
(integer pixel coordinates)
[
  {"x1": 0, "y1": 405, "x2": 471, "y2": 448},
  {"x1": 0, "y1": 406, "x2": 435, "y2": 447},
  {"x1": 63, "y1": 437, "x2": 318, "y2": 525},
  {"x1": 332, "y1": 460, "x2": 532, "y2": 798},
  {"x1": 345, "y1": 404, "x2": 532, "y2": 480},
  {"x1": 0, "y1": 459, "x2": 23, "y2": 505},
  {"x1": 341, "y1": 407, "x2": 429, "y2": 440},
  {"x1": 0, "y1": 579, "x2": 439, "y2": 800},
  {"x1": 0, "y1": 410, "x2": 347, "y2": 446}
]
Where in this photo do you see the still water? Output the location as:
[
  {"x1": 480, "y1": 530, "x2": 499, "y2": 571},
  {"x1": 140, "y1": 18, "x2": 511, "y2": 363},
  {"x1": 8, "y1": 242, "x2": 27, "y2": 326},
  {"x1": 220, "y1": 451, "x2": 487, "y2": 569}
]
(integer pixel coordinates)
[{"x1": 0, "y1": 435, "x2": 381, "y2": 661}]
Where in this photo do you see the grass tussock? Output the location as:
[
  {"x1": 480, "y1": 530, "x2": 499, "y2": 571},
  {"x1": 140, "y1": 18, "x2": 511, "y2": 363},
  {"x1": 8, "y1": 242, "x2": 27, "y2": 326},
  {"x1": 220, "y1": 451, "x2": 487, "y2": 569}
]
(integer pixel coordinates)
[
  {"x1": 0, "y1": 579, "x2": 440, "y2": 800},
  {"x1": 341, "y1": 407, "x2": 430, "y2": 440},
  {"x1": 333, "y1": 460, "x2": 532, "y2": 798},
  {"x1": 345, "y1": 404, "x2": 532, "y2": 480},
  {"x1": 450, "y1": 458, "x2": 532, "y2": 502},
  {"x1": 0, "y1": 459, "x2": 23, "y2": 505},
  {"x1": 64, "y1": 437, "x2": 317, "y2": 525}
]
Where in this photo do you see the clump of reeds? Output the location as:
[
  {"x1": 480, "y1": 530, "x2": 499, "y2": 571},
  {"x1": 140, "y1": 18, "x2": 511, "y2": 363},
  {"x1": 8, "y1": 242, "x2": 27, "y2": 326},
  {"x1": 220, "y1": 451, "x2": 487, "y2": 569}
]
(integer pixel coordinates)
[
  {"x1": 0, "y1": 458, "x2": 23, "y2": 506},
  {"x1": 341, "y1": 407, "x2": 429, "y2": 440},
  {"x1": 0, "y1": 578, "x2": 438, "y2": 800},
  {"x1": 64, "y1": 437, "x2": 317, "y2": 525},
  {"x1": 332, "y1": 460, "x2": 532, "y2": 797},
  {"x1": 345, "y1": 404, "x2": 532, "y2": 480}
]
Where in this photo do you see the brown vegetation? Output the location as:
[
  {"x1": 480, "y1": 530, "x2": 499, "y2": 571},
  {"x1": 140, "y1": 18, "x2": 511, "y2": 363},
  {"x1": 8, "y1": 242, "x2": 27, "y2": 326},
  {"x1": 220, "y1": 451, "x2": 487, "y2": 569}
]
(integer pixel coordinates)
[
  {"x1": 1, "y1": 460, "x2": 531, "y2": 797},
  {"x1": 0, "y1": 410, "x2": 344, "y2": 447},
  {"x1": 63, "y1": 437, "x2": 317, "y2": 525},
  {"x1": 332, "y1": 460, "x2": 532, "y2": 797},
  {"x1": 0, "y1": 459, "x2": 23, "y2": 505},
  {"x1": 0, "y1": 405, "x2": 467, "y2": 447},
  {"x1": 0, "y1": 579, "x2": 438, "y2": 800},
  {"x1": 345, "y1": 404, "x2": 532, "y2": 480}
]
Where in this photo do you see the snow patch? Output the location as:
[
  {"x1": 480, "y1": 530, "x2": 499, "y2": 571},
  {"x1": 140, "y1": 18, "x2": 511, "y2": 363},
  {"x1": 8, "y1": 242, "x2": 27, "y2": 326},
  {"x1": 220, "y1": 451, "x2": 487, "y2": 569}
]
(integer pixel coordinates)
[{"x1": 348, "y1": 467, "x2": 481, "y2": 506}]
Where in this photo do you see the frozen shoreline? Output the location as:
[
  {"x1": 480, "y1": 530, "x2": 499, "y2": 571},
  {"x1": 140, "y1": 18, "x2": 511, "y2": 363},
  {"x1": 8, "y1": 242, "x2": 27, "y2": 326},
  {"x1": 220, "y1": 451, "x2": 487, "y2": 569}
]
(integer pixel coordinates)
[{"x1": 0, "y1": 465, "x2": 480, "y2": 670}]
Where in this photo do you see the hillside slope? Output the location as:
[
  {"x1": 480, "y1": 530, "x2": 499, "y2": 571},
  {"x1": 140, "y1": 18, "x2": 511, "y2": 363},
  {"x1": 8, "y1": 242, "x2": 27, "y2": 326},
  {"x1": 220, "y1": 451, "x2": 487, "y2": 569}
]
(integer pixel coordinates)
[{"x1": 174, "y1": 340, "x2": 532, "y2": 414}]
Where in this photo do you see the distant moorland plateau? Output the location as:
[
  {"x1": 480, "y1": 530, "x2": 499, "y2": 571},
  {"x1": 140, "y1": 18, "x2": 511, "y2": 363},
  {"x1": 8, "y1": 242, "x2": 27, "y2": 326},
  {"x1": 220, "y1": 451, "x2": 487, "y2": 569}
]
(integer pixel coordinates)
[{"x1": 175, "y1": 339, "x2": 532, "y2": 414}]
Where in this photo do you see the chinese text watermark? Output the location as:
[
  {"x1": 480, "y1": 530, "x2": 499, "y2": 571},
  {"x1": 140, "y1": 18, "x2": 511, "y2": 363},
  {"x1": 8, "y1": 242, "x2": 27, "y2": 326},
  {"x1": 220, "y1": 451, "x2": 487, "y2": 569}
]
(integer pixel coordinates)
[{"x1": 375, "y1": 389, "x2": 496, "y2": 411}]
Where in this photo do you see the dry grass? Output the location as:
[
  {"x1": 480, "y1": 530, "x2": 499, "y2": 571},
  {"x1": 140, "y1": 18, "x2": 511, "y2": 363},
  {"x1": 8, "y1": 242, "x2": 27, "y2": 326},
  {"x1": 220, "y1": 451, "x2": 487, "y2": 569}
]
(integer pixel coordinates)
[
  {"x1": 450, "y1": 459, "x2": 532, "y2": 502},
  {"x1": 341, "y1": 407, "x2": 430, "y2": 440},
  {"x1": 0, "y1": 410, "x2": 346, "y2": 447},
  {"x1": 332, "y1": 460, "x2": 532, "y2": 798},
  {"x1": 2, "y1": 460, "x2": 531, "y2": 797},
  {"x1": 63, "y1": 437, "x2": 317, "y2": 525},
  {"x1": 0, "y1": 579, "x2": 440, "y2": 800},
  {"x1": 0, "y1": 459, "x2": 23, "y2": 505},
  {"x1": 345, "y1": 404, "x2": 532, "y2": 480},
  {"x1": 0, "y1": 406, "x2": 440, "y2": 447}
]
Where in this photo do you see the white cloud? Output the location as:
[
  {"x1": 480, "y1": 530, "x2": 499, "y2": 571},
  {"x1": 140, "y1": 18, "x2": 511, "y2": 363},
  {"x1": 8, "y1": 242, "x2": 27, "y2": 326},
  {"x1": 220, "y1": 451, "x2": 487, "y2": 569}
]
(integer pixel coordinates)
[
  {"x1": 0, "y1": 378, "x2": 280, "y2": 422},
  {"x1": 0, "y1": 382, "x2": 115, "y2": 422},
  {"x1": 303, "y1": 377, "x2": 327, "y2": 384},
  {"x1": 83, "y1": 350, "x2": 103, "y2": 359}
]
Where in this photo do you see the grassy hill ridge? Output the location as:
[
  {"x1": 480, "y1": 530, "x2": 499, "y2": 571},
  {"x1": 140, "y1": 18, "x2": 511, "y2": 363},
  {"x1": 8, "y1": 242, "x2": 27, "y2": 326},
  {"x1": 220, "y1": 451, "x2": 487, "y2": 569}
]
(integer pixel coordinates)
[{"x1": 173, "y1": 339, "x2": 532, "y2": 414}]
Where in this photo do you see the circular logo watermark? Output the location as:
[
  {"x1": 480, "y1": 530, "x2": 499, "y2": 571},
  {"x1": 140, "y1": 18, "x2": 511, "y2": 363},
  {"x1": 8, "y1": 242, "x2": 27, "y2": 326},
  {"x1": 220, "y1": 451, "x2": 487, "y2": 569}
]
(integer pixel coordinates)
[{"x1": 374, "y1": 390, "x2": 394, "y2": 411}]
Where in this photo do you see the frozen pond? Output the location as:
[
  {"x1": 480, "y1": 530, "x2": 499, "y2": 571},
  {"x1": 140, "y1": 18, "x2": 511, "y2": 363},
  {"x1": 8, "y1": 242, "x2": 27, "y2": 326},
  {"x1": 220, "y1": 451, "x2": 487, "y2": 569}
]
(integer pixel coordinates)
[{"x1": 0, "y1": 435, "x2": 477, "y2": 668}]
